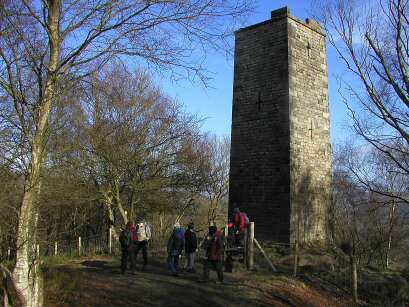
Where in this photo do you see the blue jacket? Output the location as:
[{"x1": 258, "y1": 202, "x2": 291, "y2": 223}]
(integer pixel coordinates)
[{"x1": 167, "y1": 227, "x2": 185, "y2": 256}]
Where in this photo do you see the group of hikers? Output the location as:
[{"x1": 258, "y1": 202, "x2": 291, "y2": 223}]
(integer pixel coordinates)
[
  {"x1": 119, "y1": 220, "x2": 151, "y2": 274},
  {"x1": 119, "y1": 208, "x2": 250, "y2": 284}
]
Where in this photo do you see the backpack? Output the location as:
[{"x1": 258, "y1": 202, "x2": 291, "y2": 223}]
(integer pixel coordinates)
[
  {"x1": 172, "y1": 230, "x2": 184, "y2": 251},
  {"x1": 119, "y1": 229, "x2": 131, "y2": 247},
  {"x1": 131, "y1": 227, "x2": 138, "y2": 242},
  {"x1": 242, "y1": 212, "x2": 250, "y2": 225},
  {"x1": 185, "y1": 229, "x2": 197, "y2": 252},
  {"x1": 137, "y1": 222, "x2": 151, "y2": 241},
  {"x1": 210, "y1": 231, "x2": 223, "y2": 261}
]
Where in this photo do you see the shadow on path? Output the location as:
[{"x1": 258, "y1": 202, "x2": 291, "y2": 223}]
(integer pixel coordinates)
[
  {"x1": 45, "y1": 257, "x2": 269, "y2": 307},
  {"x1": 81, "y1": 260, "x2": 108, "y2": 268},
  {"x1": 44, "y1": 256, "x2": 346, "y2": 307}
]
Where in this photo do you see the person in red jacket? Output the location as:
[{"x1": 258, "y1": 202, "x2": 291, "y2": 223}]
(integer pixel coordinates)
[
  {"x1": 119, "y1": 221, "x2": 138, "y2": 274},
  {"x1": 233, "y1": 207, "x2": 250, "y2": 246},
  {"x1": 201, "y1": 225, "x2": 224, "y2": 283},
  {"x1": 233, "y1": 208, "x2": 247, "y2": 233}
]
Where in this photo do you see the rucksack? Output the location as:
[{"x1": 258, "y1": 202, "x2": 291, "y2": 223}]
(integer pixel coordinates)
[
  {"x1": 137, "y1": 222, "x2": 151, "y2": 241},
  {"x1": 210, "y1": 230, "x2": 223, "y2": 261},
  {"x1": 185, "y1": 229, "x2": 197, "y2": 252},
  {"x1": 242, "y1": 212, "x2": 250, "y2": 225},
  {"x1": 119, "y1": 229, "x2": 131, "y2": 247},
  {"x1": 131, "y1": 228, "x2": 138, "y2": 242},
  {"x1": 172, "y1": 230, "x2": 184, "y2": 251}
]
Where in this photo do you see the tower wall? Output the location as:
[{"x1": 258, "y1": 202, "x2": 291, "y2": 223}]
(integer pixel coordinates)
[
  {"x1": 288, "y1": 17, "x2": 332, "y2": 246},
  {"x1": 229, "y1": 7, "x2": 332, "y2": 246}
]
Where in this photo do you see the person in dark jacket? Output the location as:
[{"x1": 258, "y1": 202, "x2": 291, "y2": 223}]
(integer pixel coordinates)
[
  {"x1": 184, "y1": 222, "x2": 198, "y2": 273},
  {"x1": 202, "y1": 225, "x2": 224, "y2": 283},
  {"x1": 167, "y1": 223, "x2": 185, "y2": 276},
  {"x1": 120, "y1": 221, "x2": 138, "y2": 274}
]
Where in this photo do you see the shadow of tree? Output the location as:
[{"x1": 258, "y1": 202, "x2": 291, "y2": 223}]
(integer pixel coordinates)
[
  {"x1": 292, "y1": 168, "x2": 330, "y2": 247},
  {"x1": 45, "y1": 257, "x2": 269, "y2": 307}
]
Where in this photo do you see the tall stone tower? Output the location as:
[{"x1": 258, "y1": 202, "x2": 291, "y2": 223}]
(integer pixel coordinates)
[{"x1": 229, "y1": 7, "x2": 332, "y2": 246}]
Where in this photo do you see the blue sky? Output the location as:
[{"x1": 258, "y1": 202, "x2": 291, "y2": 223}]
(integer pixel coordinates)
[{"x1": 159, "y1": 1, "x2": 351, "y2": 145}]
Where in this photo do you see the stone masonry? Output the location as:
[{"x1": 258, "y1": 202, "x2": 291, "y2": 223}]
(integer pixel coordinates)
[{"x1": 228, "y1": 7, "x2": 332, "y2": 246}]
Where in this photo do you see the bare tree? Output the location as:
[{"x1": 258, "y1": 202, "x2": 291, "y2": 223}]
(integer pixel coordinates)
[
  {"x1": 0, "y1": 1, "x2": 253, "y2": 305},
  {"x1": 77, "y1": 65, "x2": 202, "y2": 236},
  {"x1": 314, "y1": 0, "x2": 409, "y2": 200},
  {"x1": 333, "y1": 146, "x2": 366, "y2": 304},
  {"x1": 332, "y1": 142, "x2": 409, "y2": 302},
  {"x1": 201, "y1": 135, "x2": 230, "y2": 224}
]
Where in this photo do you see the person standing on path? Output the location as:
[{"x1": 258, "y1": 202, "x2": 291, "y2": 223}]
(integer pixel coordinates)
[
  {"x1": 167, "y1": 222, "x2": 185, "y2": 276},
  {"x1": 119, "y1": 221, "x2": 138, "y2": 274},
  {"x1": 184, "y1": 222, "x2": 198, "y2": 273},
  {"x1": 202, "y1": 224, "x2": 224, "y2": 284},
  {"x1": 135, "y1": 220, "x2": 151, "y2": 270}
]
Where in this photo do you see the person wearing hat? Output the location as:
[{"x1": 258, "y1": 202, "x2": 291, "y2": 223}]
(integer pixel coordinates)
[
  {"x1": 184, "y1": 222, "x2": 198, "y2": 273},
  {"x1": 167, "y1": 222, "x2": 185, "y2": 276}
]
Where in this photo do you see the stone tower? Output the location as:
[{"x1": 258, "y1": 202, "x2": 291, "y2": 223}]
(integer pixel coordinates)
[{"x1": 228, "y1": 7, "x2": 332, "y2": 246}]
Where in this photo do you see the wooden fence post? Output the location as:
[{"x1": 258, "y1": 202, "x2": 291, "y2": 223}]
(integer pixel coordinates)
[
  {"x1": 36, "y1": 244, "x2": 40, "y2": 259},
  {"x1": 224, "y1": 224, "x2": 228, "y2": 261},
  {"x1": 54, "y1": 241, "x2": 58, "y2": 256},
  {"x1": 293, "y1": 237, "x2": 299, "y2": 277},
  {"x1": 243, "y1": 228, "x2": 248, "y2": 266},
  {"x1": 248, "y1": 222, "x2": 254, "y2": 270},
  {"x1": 78, "y1": 236, "x2": 82, "y2": 256},
  {"x1": 109, "y1": 227, "x2": 112, "y2": 255}
]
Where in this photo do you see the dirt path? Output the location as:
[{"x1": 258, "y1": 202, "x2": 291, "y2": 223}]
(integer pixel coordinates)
[{"x1": 43, "y1": 256, "x2": 347, "y2": 307}]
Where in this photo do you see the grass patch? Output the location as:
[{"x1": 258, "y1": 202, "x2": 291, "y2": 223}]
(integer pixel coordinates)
[
  {"x1": 42, "y1": 261, "x2": 85, "y2": 306},
  {"x1": 41, "y1": 255, "x2": 74, "y2": 268}
]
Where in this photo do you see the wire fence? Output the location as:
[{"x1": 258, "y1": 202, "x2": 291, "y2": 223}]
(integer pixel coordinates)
[
  {"x1": 1, "y1": 230, "x2": 123, "y2": 262},
  {"x1": 0, "y1": 226, "x2": 354, "y2": 295}
]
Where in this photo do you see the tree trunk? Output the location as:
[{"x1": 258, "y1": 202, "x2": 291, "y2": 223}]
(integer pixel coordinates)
[
  {"x1": 105, "y1": 195, "x2": 119, "y2": 240},
  {"x1": 351, "y1": 255, "x2": 358, "y2": 304},
  {"x1": 113, "y1": 178, "x2": 128, "y2": 225},
  {"x1": 293, "y1": 203, "x2": 300, "y2": 277},
  {"x1": 386, "y1": 200, "x2": 396, "y2": 269},
  {"x1": 12, "y1": 1, "x2": 61, "y2": 305},
  {"x1": 12, "y1": 158, "x2": 44, "y2": 307},
  {"x1": 350, "y1": 235, "x2": 358, "y2": 304},
  {"x1": 1, "y1": 264, "x2": 14, "y2": 307}
]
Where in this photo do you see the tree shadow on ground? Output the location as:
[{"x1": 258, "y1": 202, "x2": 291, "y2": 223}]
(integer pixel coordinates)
[
  {"x1": 45, "y1": 257, "x2": 269, "y2": 307},
  {"x1": 81, "y1": 260, "x2": 108, "y2": 268}
]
